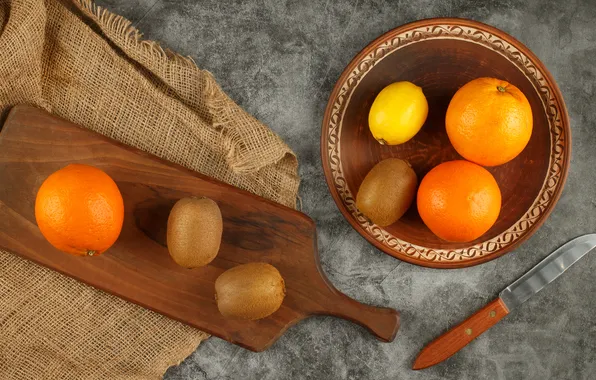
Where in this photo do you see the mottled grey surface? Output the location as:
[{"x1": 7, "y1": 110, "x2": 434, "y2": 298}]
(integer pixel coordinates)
[{"x1": 94, "y1": 1, "x2": 596, "y2": 379}]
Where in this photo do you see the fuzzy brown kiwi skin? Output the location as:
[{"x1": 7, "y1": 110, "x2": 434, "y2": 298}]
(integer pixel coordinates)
[
  {"x1": 356, "y1": 158, "x2": 418, "y2": 227},
  {"x1": 166, "y1": 196, "x2": 223, "y2": 268},
  {"x1": 215, "y1": 263, "x2": 286, "y2": 320}
]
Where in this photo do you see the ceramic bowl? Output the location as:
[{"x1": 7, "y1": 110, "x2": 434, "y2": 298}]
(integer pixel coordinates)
[{"x1": 320, "y1": 18, "x2": 570, "y2": 268}]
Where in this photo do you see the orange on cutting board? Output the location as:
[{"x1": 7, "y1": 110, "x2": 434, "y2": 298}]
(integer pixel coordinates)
[
  {"x1": 445, "y1": 77, "x2": 533, "y2": 167},
  {"x1": 35, "y1": 164, "x2": 124, "y2": 256},
  {"x1": 417, "y1": 160, "x2": 501, "y2": 242}
]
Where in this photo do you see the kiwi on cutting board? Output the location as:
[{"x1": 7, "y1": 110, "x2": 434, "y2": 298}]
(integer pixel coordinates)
[
  {"x1": 356, "y1": 158, "x2": 418, "y2": 227},
  {"x1": 167, "y1": 196, "x2": 223, "y2": 268},
  {"x1": 215, "y1": 262, "x2": 286, "y2": 320}
]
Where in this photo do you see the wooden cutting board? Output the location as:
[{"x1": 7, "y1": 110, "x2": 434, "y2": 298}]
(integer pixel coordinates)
[{"x1": 0, "y1": 105, "x2": 399, "y2": 351}]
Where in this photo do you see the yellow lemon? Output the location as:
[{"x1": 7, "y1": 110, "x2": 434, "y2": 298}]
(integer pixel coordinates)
[{"x1": 368, "y1": 81, "x2": 428, "y2": 145}]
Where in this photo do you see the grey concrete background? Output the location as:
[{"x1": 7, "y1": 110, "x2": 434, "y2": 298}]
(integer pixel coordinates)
[{"x1": 95, "y1": 1, "x2": 596, "y2": 379}]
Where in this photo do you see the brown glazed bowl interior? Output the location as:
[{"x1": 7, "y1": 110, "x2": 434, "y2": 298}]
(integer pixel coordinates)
[{"x1": 321, "y1": 18, "x2": 570, "y2": 268}]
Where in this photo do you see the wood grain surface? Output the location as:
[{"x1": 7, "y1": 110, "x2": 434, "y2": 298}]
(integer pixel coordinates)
[
  {"x1": 0, "y1": 105, "x2": 399, "y2": 352},
  {"x1": 320, "y1": 18, "x2": 571, "y2": 268},
  {"x1": 412, "y1": 298, "x2": 510, "y2": 369}
]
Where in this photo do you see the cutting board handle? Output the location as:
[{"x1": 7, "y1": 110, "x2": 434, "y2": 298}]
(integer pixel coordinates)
[
  {"x1": 322, "y1": 290, "x2": 400, "y2": 342},
  {"x1": 305, "y1": 270, "x2": 400, "y2": 342}
]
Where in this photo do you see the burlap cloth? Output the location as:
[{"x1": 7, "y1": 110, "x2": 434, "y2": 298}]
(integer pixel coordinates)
[{"x1": 0, "y1": 0, "x2": 299, "y2": 378}]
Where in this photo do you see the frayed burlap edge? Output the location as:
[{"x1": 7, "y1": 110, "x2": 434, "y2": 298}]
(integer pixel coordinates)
[{"x1": 72, "y1": 0, "x2": 300, "y2": 180}]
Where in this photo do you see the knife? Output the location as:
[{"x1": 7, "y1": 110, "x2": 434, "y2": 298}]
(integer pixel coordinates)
[{"x1": 413, "y1": 234, "x2": 596, "y2": 370}]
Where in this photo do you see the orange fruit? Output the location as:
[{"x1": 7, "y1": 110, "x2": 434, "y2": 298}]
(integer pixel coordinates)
[
  {"x1": 417, "y1": 160, "x2": 501, "y2": 242},
  {"x1": 35, "y1": 164, "x2": 124, "y2": 256},
  {"x1": 445, "y1": 77, "x2": 533, "y2": 166}
]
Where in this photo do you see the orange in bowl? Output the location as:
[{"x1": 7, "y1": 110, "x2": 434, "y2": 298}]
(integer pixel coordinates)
[
  {"x1": 417, "y1": 160, "x2": 501, "y2": 242},
  {"x1": 35, "y1": 164, "x2": 124, "y2": 256},
  {"x1": 446, "y1": 77, "x2": 533, "y2": 167}
]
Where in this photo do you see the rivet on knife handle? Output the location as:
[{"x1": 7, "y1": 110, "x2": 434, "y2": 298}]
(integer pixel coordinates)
[{"x1": 412, "y1": 298, "x2": 509, "y2": 370}]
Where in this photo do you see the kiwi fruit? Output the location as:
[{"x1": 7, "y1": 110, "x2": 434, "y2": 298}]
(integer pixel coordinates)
[
  {"x1": 356, "y1": 158, "x2": 417, "y2": 226},
  {"x1": 215, "y1": 262, "x2": 285, "y2": 320},
  {"x1": 167, "y1": 196, "x2": 222, "y2": 268}
]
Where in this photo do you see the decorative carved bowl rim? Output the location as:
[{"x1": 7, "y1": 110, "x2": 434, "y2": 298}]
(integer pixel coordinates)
[{"x1": 320, "y1": 18, "x2": 571, "y2": 268}]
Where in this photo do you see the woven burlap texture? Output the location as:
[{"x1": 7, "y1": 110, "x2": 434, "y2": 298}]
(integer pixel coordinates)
[{"x1": 0, "y1": 0, "x2": 299, "y2": 379}]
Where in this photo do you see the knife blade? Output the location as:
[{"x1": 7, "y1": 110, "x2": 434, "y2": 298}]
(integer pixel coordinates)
[{"x1": 412, "y1": 234, "x2": 596, "y2": 370}]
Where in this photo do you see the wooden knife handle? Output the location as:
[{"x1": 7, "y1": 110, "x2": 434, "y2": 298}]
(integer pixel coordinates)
[{"x1": 413, "y1": 298, "x2": 509, "y2": 370}]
